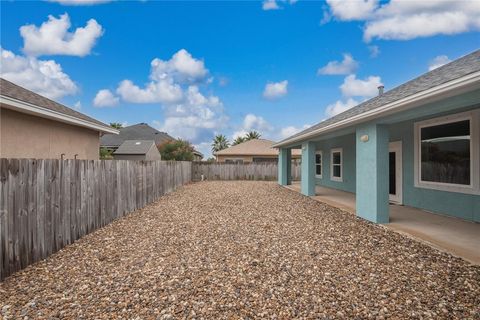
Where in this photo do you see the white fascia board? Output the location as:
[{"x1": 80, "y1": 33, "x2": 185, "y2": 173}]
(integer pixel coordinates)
[
  {"x1": 273, "y1": 71, "x2": 480, "y2": 148},
  {"x1": 0, "y1": 95, "x2": 119, "y2": 135}
]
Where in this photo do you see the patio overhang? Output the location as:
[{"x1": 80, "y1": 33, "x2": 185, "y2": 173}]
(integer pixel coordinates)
[{"x1": 273, "y1": 71, "x2": 480, "y2": 149}]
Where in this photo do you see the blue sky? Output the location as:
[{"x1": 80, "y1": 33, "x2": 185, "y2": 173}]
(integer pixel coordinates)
[{"x1": 1, "y1": 0, "x2": 479, "y2": 157}]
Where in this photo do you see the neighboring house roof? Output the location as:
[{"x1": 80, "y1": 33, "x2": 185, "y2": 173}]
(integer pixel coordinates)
[
  {"x1": 215, "y1": 139, "x2": 302, "y2": 156},
  {"x1": 101, "y1": 123, "x2": 174, "y2": 147},
  {"x1": 193, "y1": 150, "x2": 204, "y2": 159},
  {"x1": 275, "y1": 49, "x2": 480, "y2": 147},
  {"x1": 113, "y1": 140, "x2": 156, "y2": 155},
  {"x1": 0, "y1": 78, "x2": 117, "y2": 134}
]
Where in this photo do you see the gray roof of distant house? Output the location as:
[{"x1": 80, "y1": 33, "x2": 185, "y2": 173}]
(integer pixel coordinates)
[
  {"x1": 277, "y1": 49, "x2": 480, "y2": 146},
  {"x1": 101, "y1": 123, "x2": 174, "y2": 147},
  {"x1": 113, "y1": 140, "x2": 156, "y2": 155},
  {"x1": 0, "y1": 78, "x2": 110, "y2": 129}
]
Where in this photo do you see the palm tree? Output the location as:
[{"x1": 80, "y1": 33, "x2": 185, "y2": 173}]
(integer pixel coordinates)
[
  {"x1": 110, "y1": 122, "x2": 123, "y2": 129},
  {"x1": 211, "y1": 134, "x2": 230, "y2": 153},
  {"x1": 232, "y1": 136, "x2": 246, "y2": 146},
  {"x1": 245, "y1": 130, "x2": 261, "y2": 140}
]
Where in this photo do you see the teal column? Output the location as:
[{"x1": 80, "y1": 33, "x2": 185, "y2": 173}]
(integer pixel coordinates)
[
  {"x1": 278, "y1": 148, "x2": 291, "y2": 185},
  {"x1": 301, "y1": 141, "x2": 316, "y2": 196},
  {"x1": 356, "y1": 123, "x2": 389, "y2": 223}
]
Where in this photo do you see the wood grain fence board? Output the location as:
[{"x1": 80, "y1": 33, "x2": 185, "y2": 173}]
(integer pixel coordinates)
[
  {"x1": 191, "y1": 162, "x2": 300, "y2": 182},
  {"x1": 0, "y1": 159, "x2": 191, "y2": 280}
]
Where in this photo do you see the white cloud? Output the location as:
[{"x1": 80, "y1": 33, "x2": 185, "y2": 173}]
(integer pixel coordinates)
[
  {"x1": 428, "y1": 55, "x2": 451, "y2": 71},
  {"x1": 109, "y1": 49, "x2": 224, "y2": 145},
  {"x1": 368, "y1": 45, "x2": 380, "y2": 58},
  {"x1": 93, "y1": 89, "x2": 119, "y2": 107},
  {"x1": 262, "y1": 0, "x2": 297, "y2": 10},
  {"x1": 263, "y1": 80, "x2": 288, "y2": 100},
  {"x1": 0, "y1": 48, "x2": 77, "y2": 99},
  {"x1": 73, "y1": 101, "x2": 82, "y2": 110},
  {"x1": 218, "y1": 76, "x2": 229, "y2": 87},
  {"x1": 326, "y1": 0, "x2": 378, "y2": 20},
  {"x1": 325, "y1": 98, "x2": 359, "y2": 118},
  {"x1": 263, "y1": 0, "x2": 280, "y2": 10},
  {"x1": 232, "y1": 113, "x2": 274, "y2": 140},
  {"x1": 279, "y1": 124, "x2": 311, "y2": 140},
  {"x1": 48, "y1": 0, "x2": 113, "y2": 5},
  {"x1": 20, "y1": 13, "x2": 103, "y2": 57},
  {"x1": 116, "y1": 78, "x2": 183, "y2": 104},
  {"x1": 318, "y1": 53, "x2": 358, "y2": 75},
  {"x1": 150, "y1": 49, "x2": 208, "y2": 83},
  {"x1": 325, "y1": 0, "x2": 480, "y2": 42},
  {"x1": 154, "y1": 86, "x2": 227, "y2": 144},
  {"x1": 340, "y1": 74, "x2": 382, "y2": 98},
  {"x1": 116, "y1": 49, "x2": 211, "y2": 104}
]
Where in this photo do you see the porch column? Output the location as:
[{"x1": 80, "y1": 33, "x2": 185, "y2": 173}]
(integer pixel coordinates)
[
  {"x1": 301, "y1": 141, "x2": 316, "y2": 196},
  {"x1": 356, "y1": 123, "x2": 389, "y2": 223},
  {"x1": 278, "y1": 148, "x2": 292, "y2": 185}
]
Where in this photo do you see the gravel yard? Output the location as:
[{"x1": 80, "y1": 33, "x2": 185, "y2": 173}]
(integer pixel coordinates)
[{"x1": 1, "y1": 181, "x2": 479, "y2": 319}]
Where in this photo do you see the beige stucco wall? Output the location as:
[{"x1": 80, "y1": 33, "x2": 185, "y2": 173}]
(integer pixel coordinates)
[
  {"x1": 216, "y1": 155, "x2": 255, "y2": 163},
  {"x1": 216, "y1": 154, "x2": 301, "y2": 163},
  {"x1": 1, "y1": 107, "x2": 100, "y2": 159},
  {"x1": 113, "y1": 154, "x2": 146, "y2": 160},
  {"x1": 113, "y1": 145, "x2": 161, "y2": 161}
]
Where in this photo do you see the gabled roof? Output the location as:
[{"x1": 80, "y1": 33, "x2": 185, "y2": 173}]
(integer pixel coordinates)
[
  {"x1": 101, "y1": 123, "x2": 174, "y2": 147},
  {"x1": 215, "y1": 139, "x2": 302, "y2": 156},
  {"x1": 113, "y1": 140, "x2": 156, "y2": 155},
  {"x1": 275, "y1": 49, "x2": 480, "y2": 147},
  {"x1": 0, "y1": 78, "x2": 117, "y2": 134}
]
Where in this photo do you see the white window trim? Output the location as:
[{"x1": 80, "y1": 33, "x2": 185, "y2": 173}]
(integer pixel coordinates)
[
  {"x1": 315, "y1": 150, "x2": 323, "y2": 178},
  {"x1": 330, "y1": 148, "x2": 343, "y2": 182},
  {"x1": 413, "y1": 109, "x2": 480, "y2": 195}
]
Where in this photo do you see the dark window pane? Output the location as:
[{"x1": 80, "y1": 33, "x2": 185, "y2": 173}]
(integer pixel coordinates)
[
  {"x1": 389, "y1": 152, "x2": 396, "y2": 195},
  {"x1": 316, "y1": 165, "x2": 321, "y2": 175},
  {"x1": 421, "y1": 120, "x2": 470, "y2": 185},
  {"x1": 315, "y1": 154, "x2": 321, "y2": 164},
  {"x1": 333, "y1": 165, "x2": 341, "y2": 177},
  {"x1": 333, "y1": 152, "x2": 341, "y2": 165}
]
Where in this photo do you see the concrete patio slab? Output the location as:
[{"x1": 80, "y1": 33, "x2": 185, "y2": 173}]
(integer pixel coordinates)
[{"x1": 285, "y1": 182, "x2": 480, "y2": 265}]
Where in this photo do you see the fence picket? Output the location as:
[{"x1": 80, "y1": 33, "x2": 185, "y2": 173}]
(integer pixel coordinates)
[
  {"x1": 0, "y1": 159, "x2": 191, "y2": 280},
  {"x1": 191, "y1": 162, "x2": 300, "y2": 181}
]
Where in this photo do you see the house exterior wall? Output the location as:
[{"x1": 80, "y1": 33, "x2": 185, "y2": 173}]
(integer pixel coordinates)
[
  {"x1": 314, "y1": 133, "x2": 356, "y2": 193},
  {"x1": 216, "y1": 155, "x2": 255, "y2": 163},
  {"x1": 309, "y1": 106, "x2": 480, "y2": 222},
  {"x1": 113, "y1": 154, "x2": 146, "y2": 160},
  {"x1": 216, "y1": 154, "x2": 302, "y2": 163},
  {"x1": 389, "y1": 106, "x2": 480, "y2": 222},
  {"x1": 145, "y1": 145, "x2": 161, "y2": 160},
  {"x1": 0, "y1": 107, "x2": 100, "y2": 159}
]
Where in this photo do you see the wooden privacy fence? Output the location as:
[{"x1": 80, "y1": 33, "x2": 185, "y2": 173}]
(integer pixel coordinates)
[
  {"x1": 0, "y1": 159, "x2": 191, "y2": 280},
  {"x1": 192, "y1": 162, "x2": 301, "y2": 181}
]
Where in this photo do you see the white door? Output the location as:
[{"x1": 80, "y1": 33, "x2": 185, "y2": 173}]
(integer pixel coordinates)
[{"x1": 389, "y1": 141, "x2": 403, "y2": 204}]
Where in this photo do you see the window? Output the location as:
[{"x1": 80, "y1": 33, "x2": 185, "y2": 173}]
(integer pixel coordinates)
[
  {"x1": 315, "y1": 151, "x2": 322, "y2": 178},
  {"x1": 225, "y1": 159, "x2": 244, "y2": 164},
  {"x1": 330, "y1": 148, "x2": 343, "y2": 182},
  {"x1": 414, "y1": 110, "x2": 479, "y2": 194}
]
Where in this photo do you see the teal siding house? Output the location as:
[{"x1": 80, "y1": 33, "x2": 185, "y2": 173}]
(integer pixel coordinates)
[{"x1": 275, "y1": 50, "x2": 480, "y2": 224}]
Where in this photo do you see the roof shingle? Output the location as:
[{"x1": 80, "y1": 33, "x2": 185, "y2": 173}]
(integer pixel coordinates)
[
  {"x1": 278, "y1": 49, "x2": 480, "y2": 145},
  {"x1": 0, "y1": 78, "x2": 110, "y2": 128},
  {"x1": 113, "y1": 140, "x2": 156, "y2": 155},
  {"x1": 101, "y1": 123, "x2": 174, "y2": 147}
]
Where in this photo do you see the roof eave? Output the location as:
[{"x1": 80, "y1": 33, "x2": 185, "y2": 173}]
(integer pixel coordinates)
[
  {"x1": 0, "y1": 95, "x2": 119, "y2": 135},
  {"x1": 273, "y1": 71, "x2": 480, "y2": 148}
]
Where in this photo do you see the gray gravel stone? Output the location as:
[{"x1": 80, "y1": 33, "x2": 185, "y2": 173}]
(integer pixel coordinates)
[{"x1": 0, "y1": 181, "x2": 479, "y2": 319}]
